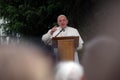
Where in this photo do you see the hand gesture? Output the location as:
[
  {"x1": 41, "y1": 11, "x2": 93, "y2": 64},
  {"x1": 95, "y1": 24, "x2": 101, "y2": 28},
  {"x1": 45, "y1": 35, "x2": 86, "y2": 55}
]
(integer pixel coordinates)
[{"x1": 50, "y1": 25, "x2": 57, "y2": 35}]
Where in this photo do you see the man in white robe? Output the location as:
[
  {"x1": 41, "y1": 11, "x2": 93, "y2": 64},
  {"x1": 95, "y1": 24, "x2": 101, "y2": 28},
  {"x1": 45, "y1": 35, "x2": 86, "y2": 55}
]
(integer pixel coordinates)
[{"x1": 42, "y1": 15, "x2": 84, "y2": 63}]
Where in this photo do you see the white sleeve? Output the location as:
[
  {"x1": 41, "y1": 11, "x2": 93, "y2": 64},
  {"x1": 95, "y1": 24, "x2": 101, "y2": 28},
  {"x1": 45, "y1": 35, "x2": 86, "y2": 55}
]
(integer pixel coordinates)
[
  {"x1": 42, "y1": 29, "x2": 52, "y2": 45},
  {"x1": 74, "y1": 29, "x2": 84, "y2": 50}
]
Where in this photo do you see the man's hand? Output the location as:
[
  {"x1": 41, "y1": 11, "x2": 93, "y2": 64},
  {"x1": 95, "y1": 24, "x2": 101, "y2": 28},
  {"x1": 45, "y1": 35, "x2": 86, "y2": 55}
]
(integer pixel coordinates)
[{"x1": 50, "y1": 26, "x2": 57, "y2": 35}]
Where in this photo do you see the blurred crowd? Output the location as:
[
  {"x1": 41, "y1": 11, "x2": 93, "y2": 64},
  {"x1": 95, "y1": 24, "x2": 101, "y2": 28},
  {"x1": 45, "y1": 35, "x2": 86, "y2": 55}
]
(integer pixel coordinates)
[{"x1": 0, "y1": 36, "x2": 119, "y2": 80}]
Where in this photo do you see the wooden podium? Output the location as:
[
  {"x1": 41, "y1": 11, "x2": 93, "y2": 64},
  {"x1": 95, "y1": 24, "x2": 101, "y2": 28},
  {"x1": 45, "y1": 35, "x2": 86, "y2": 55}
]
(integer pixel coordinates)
[{"x1": 52, "y1": 36, "x2": 79, "y2": 61}]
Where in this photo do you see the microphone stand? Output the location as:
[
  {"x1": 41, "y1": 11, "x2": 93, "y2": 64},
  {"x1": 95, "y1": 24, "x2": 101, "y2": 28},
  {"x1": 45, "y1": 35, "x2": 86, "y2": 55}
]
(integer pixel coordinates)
[{"x1": 55, "y1": 29, "x2": 64, "y2": 37}]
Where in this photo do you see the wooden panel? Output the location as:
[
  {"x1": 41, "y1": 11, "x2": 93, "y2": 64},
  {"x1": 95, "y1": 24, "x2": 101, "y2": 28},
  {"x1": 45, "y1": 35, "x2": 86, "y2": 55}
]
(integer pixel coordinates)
[{"x1": 58, "y1": 39, "x2": 75, "y2": 61}]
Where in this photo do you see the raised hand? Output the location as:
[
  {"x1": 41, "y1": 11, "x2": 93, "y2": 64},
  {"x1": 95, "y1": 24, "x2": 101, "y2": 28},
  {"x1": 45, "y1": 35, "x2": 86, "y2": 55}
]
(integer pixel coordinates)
[{"x1": 50, "y1": 25, "x2": 57, "y2": 35}]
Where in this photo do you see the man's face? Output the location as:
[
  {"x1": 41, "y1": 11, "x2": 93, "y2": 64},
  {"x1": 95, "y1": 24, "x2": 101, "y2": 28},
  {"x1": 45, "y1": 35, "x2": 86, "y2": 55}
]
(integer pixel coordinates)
[{"x1": 57, "y1": 15, "x2": 68, "y2": 29}]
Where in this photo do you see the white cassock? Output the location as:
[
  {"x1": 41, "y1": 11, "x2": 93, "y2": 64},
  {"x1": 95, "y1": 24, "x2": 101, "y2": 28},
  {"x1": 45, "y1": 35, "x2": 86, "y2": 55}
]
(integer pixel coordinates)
[{"x1": 42, "y1": 26, "x2": 84, "y2": 63}]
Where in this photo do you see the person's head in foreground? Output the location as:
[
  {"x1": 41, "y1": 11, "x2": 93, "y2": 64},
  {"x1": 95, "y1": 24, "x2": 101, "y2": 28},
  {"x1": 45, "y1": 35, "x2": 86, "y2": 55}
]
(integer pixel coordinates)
[
  {"x1": 82, "y1": 36, "x2": 120, "y2": 80},
  {"x1": 57, "y1": 15, "x2": 68, "y2": 29},
  {"x1": 0, "y1": 41, "x2": 54, "y2": 80},
  {"x1": 55, "y1": 61, "x2": 84, "y2": 80}
]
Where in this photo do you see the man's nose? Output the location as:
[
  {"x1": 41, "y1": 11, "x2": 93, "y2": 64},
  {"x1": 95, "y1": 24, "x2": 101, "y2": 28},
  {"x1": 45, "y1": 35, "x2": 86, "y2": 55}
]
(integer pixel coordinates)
[{"x1": 61, "y1": 21, "x2": 64, "y2": 23}]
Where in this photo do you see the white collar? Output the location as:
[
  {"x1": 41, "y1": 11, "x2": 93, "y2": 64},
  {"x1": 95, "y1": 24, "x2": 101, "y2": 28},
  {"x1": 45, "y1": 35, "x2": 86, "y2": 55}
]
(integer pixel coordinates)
[{"x1": 59, "y1": 26, "x2": 68, "y2": 30}]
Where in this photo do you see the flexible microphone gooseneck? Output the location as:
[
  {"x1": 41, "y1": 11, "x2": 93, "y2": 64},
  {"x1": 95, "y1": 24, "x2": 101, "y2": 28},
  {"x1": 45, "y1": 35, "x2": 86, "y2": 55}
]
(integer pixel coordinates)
[{"x1": 55, "y1": 28, "x2": 65, "y2": 37}]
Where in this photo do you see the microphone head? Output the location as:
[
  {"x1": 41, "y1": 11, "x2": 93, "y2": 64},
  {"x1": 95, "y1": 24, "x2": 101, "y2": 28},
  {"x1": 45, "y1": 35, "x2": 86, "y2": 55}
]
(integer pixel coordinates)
[{"x1": 62, "y1": 29, "x2": 65, "y2": 32}]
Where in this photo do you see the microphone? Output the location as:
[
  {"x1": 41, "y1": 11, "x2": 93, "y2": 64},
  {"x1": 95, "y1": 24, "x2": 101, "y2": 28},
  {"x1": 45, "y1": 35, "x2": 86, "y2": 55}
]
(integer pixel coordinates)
[
  {"x1": 55, "y1": 28, "x2": 65, "y2": 37},
  {"x1": 62, "y1": 28, "x2": 65, "y2": 32}
]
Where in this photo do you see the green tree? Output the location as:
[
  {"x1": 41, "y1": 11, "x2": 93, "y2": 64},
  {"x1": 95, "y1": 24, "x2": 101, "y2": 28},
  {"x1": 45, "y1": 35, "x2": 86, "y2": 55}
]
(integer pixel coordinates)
[
  {"x1": 0, "y1": 0, "x2": 63, "y2": 37},
  {"x1": 0, "y1": 0, "x2": 94, "y2": 40}
]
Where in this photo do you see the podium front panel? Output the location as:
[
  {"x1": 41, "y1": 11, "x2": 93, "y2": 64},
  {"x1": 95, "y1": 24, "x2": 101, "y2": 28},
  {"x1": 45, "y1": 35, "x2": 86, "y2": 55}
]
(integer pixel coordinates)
[{"x1": 58, "y1": 39, "x2": 75, "y2": 61}]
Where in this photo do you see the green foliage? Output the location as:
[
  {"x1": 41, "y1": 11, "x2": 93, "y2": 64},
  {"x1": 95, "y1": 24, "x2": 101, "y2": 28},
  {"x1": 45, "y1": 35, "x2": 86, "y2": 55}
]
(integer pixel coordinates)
[
  {"x1": 0, "y1": 0, "x2": 63, "y2": 37},
  {"x1": 0, "y1": 0, "x2": 94, "y2": 38}
]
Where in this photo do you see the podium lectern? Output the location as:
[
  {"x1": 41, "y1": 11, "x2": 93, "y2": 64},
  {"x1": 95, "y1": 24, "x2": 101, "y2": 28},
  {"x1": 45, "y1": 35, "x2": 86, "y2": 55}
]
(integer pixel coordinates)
[{"x1": 52, "y1": 36, "x2": 79, "y2": 61}]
